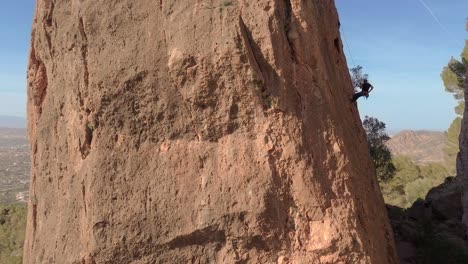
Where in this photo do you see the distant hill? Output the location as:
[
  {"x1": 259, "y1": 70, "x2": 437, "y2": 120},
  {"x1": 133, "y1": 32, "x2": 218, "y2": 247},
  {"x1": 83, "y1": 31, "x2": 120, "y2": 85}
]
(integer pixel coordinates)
[
  {"x1": 387, "y1": 130, "x2": 445, "y2": 165},
  {"x1": 0, "y1": 116, "x2": 26, "y2": 128}
]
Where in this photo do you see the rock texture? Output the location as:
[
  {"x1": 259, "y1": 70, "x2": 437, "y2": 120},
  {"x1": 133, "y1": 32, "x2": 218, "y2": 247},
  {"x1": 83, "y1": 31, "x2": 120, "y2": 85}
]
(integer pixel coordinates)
[
  {"x1": 24, "y1": 0, "x2": 398, "y2": 263},
  {"x1": 388, "y1": 178, "x2": 468, "y2": 264},
  {"x1": 459, "y1": 66, "x2": 468, "y2": 237}
]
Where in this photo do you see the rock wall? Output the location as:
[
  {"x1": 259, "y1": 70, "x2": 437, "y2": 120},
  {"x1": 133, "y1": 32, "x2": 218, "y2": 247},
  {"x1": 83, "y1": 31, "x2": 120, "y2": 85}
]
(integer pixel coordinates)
[
  {"x1": 458, "y1": 66, "x2": 468, "y2": 235},
  {"x1": 388, "y1": 178, "x2": 468, "y2": 263},
  {"x1": 24, "y1": 0, "x2": 398, "y2": 263}
]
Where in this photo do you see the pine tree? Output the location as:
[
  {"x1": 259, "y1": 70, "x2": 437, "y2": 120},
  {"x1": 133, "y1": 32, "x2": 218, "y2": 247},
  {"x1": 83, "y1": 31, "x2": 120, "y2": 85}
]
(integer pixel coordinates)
[{"x1": 440, "y1": 21, "x2": 468, "y2": 171}]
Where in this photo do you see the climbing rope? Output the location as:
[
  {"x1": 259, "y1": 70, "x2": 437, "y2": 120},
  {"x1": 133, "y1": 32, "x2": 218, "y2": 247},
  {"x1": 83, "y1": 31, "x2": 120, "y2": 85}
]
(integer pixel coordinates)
[{"x1": 340, "y1": 27, "x2": 356, "y2": 68}]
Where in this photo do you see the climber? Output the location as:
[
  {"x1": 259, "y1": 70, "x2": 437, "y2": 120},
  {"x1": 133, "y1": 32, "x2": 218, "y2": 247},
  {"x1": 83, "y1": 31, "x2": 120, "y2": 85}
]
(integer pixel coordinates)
[{"x1": 351, "y1": 79, "x2": 374, "y2": 102}]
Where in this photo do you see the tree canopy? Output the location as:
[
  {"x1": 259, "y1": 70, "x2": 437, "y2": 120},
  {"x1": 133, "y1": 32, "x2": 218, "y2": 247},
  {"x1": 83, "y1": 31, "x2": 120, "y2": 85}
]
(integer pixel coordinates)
[
  {"x1": 350, "y1": 65, "x2": 369, "y2": 90},
  {"x1": 380, "y1": 156, "x2": 450, "y2": 208},
  {"x1": 441, "y1": 20, "x2": 468, "y2": 104},
  {"x1": 440, "y1": 21, "x2": 468, "y2": 172},
  {"x1": 441, "y1": 60, "x2": 464, "y2": 101},
  {"x1": 363, "y1": 116, "x2": 396, "y2": 182},
  {"x1": 0, "y1": 204, "x2": 26, "y2": 264},
  {"x1": 444, "y1": 117, "x2": 462, "y2": 173}
]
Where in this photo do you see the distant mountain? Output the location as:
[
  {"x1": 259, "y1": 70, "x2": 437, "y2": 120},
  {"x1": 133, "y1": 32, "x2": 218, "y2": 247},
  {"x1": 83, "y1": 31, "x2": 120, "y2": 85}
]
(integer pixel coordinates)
[
  {"x1": 0, "y1": 116, "x2": 26, "y2": 128},
  {"x1": 387, "y1": 130, "x2": 445, "y2": 165}
]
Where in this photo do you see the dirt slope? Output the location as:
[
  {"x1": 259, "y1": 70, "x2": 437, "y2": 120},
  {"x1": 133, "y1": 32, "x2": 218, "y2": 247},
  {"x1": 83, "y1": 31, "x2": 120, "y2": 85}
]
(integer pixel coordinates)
[{"x1": 387, "y1": 130, "x2": 445, "y2": 164}]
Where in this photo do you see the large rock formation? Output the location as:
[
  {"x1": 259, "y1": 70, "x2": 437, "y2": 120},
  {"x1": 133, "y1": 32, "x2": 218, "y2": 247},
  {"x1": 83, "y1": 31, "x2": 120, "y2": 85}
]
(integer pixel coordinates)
[
  {"x1": 24, "y1": 0, "x2": 398, "y2": 263},
  {"x1": 388, "y1": 178, "x2": 468, "y2": 264},
  {"x1": 458, "y1": 66, "x2": 468, "y2": 237}
]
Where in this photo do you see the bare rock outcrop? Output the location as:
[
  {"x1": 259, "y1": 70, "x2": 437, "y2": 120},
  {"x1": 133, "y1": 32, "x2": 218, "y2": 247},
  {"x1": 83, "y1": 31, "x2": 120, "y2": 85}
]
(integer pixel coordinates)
[
  {"x1": 388, "y1": 178, "x2": 468, "y2": 263},
  {"x1": 24, "y1": 0, "x2": 398, "y2": 263}
]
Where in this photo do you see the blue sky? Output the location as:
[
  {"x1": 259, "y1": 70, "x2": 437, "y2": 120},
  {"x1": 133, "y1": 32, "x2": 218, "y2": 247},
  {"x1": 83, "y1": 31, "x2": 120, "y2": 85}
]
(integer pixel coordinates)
[
  {"x1": 0, "y1": 1, "x2": 467, "y2": 132},
  {"x1": 0, "y1": 1, "x2": 34, "y2": 117},
  {"x1": 336, "y1": 0, "x2": 468, "y2": 132}
]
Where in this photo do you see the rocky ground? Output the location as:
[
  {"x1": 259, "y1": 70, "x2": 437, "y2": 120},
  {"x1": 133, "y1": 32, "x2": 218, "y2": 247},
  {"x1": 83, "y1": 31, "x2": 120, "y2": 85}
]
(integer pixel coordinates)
[{"x1": 388, "y1": 178, "x2": 468, "y2": 263}]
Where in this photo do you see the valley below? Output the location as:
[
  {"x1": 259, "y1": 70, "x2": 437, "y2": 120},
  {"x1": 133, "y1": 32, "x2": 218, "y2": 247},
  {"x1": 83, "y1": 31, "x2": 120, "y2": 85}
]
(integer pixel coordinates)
[
  {"x1": 387, "y1": 130, "x2": 446, "y2": 165},
  {"x1": 0, "y1": 128, "x2": 29, "y2": 204}
]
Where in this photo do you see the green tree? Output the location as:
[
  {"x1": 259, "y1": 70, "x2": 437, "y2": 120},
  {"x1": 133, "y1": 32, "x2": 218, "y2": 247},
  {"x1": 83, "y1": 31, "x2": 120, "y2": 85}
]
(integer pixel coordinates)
[
  {"x1": 455, "y1": 101, "x2": 465, "y2": 116},
  {"x1": 0, "y1": 204, "x2": 27, "y2": 264},
  {"x1": 350, "y1": 65, "x2": 369, "y2": 90},
  {"x1": 442, "y1": 20, "x2": 468, "y2": 96},
  {"x1": 363, "y1": 116, "x2": 396, "y2": 182},
  {"x1": 379, "y1": 156, "x2": 417, "y2": 206},
  {"x1": 444, "y1": 117, "x2": 462, "y2": 173},
  {"x1": 440, "y1": 21, "x2": 468, "y2": 172},
  {"x1": 404, "y1": 163, "x2": 449, "y2": 204},
  {"x1": 380, "y1": 156, "x2": 450, "y2": 208},
  {"x1": 462, "y1": 40, "x2": 468, "y2": 62},
  {"x1": 441, "y1": 61, "x2": 464, "y2": 100}
]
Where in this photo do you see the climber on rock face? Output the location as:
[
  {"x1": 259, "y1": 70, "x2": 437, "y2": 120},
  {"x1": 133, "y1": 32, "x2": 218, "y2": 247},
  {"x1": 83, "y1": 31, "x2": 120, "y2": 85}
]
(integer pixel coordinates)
[{"x1": 351, "y1": 79, "x2": 374, "y2": 102}]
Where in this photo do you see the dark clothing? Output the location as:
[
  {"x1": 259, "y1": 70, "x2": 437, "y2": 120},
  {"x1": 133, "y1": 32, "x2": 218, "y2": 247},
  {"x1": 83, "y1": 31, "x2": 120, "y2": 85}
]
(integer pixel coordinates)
[
  {"x1": 361, "y1": 82, "x2": 372, "y2": 92},
  {"x1": 352, "y1": 91, "x2": 368, "y2": 102},
  {"x1": 351, "y1": 81, "x2": 373, "y2": 102}
]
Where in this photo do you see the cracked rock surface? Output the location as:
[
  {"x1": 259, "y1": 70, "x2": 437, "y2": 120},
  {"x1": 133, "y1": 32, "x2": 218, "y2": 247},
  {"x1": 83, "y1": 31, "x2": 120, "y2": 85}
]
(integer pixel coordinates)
[{"x1": 24, "y1": 0, "x2": 398, "y2": 263}]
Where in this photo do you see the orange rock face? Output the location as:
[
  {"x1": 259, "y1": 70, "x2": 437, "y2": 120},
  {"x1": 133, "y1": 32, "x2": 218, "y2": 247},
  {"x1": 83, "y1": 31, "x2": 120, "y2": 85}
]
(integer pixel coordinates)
[{"x1": 24, "y1": 0, "x2": 398, "y2": 263}]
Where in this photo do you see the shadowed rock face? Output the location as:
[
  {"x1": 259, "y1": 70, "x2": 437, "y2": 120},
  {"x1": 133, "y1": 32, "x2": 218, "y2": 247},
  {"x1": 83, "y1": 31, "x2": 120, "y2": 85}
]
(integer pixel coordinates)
[
  {"x1": 458, "y1": 65, "x2": 468, "y2": 236},
  {"x1": 388, "y1": 178, "x2": 468, "y2": 263},
  {"x1": 24, "y1": 0, "x2": 398, "y2": 263}
]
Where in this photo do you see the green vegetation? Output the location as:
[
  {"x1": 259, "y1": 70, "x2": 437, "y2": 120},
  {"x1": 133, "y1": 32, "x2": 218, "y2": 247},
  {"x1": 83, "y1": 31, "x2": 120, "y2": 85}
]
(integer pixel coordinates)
[
  {"x1": 380, "y1": 156, "x2": 450, "y2": 208},
  {"x1": 350, "y1": 65, "x2": 368, "y2": 90},
  {"x1": 0, "y1": 204, "x2": 27, "y2": 264},
  {"x1": 362, "y1": 116, "x2": 451, "y2": 207},
  {"x1": 362, "y1": 116, "x2": 396, "y2": 182},
  {"x1": 455, "y1": 101, "x2": 465, "y2": 116},
  {"x1": 441, "y1": 59, "x2": 465, "y2": 100},
  {"x1": 444, "y1": 117, "x2": 462, "y2": 173},
  {"x1": 377, "y1": 21, "x2": 468, "y2": 208},
  {"x1": 440, "y1": 20, "x2": 468, "y2": 172}
]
